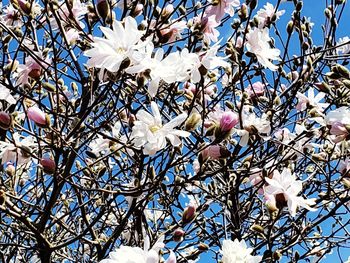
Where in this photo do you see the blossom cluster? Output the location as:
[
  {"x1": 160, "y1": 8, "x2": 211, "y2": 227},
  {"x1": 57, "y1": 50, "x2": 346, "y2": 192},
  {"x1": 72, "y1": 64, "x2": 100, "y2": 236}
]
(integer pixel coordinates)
[{"x1": 0, "y1": 0, "x2": 350, "y2": 262}]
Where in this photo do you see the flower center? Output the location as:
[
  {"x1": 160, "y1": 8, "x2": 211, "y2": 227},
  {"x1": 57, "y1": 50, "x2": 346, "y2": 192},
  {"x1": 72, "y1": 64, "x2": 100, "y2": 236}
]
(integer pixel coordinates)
[
  {"x1": 116, "y1": 47, "x2": 126, "y2": 54},
  {"x1": 149, "y1": 125, "x2": 162, "y2": 133}
]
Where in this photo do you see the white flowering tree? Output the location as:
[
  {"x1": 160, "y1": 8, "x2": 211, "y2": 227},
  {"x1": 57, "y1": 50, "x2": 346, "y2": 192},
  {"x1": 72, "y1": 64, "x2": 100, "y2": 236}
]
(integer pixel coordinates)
[{"x1": 0, "y1": 0, "x2": 350, "y2": 262}]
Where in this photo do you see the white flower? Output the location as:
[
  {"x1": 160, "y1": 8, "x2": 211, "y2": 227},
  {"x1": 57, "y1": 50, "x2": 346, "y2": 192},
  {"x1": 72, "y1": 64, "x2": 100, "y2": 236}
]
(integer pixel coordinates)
[
  {"x1": 50, "y1": 0, "x2": 87, "y2": 30},
  {"x1": 16, "y1": 52, "x2": 51, "y2": 86},
  {"x1": 336, "y1": 37, "x2": 350, "y2": 54},
  {"x1": 100, "y1": 236, "x2": 176, "y2": 263},
  {"x1": 295, "y1": 87, "x2": 329, "y2": 112},
  {"x1": 325, "y1": 106, "x2": 350, "y2": 125},
  {"x1": 0, "y1": 83, "x2": 16, "y2": 106},
  {"x1": 84, "y1": 16, "x2": 144, "y2": 73},
  {"x1": 1, "y1": 4, "x2": 22, "y2": 27},
  {"x1": 256, "y1": 2, "x2": 285, "y2": 28},
  {"x1": 237, "y1": 106, "x2": 271, "y2": 146},
  {"x1": 89, "y1": 122, "x2": 128, "y2": 155},
  {"x1": 221, "y1": 239, "x2": 262, "y2": 263},
  {"x1": 264, "y1": 168, "x2": 317, "y2": 217},
  {"x1": 246, "y1": 28, "x2": 280, "y2": 71},
  {"x1": 131, "y1": 102, "x2": 190, "y2": 155},
  {"x1": 0, "y1": 133, "x2": 37, "y2": 165},
  {"x1": 205, "y1": 0, "x2": 240, "y2": 22}
]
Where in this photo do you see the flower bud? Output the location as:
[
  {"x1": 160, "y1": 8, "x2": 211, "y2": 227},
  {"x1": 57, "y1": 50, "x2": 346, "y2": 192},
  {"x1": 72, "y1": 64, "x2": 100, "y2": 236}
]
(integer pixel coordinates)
[
  {"x1": 40, "y1": 158, "x2": 56, "y2": 174},
  {"x1": 198, "y1": 243, "x2": 209, "y2": 251},
  {"x1": 219, "y1": 111, "x2": 239, "y2": 132},
  {"x1": 96, "y1": 0, "x2": 110, "y2": 21},
  {"x1": 0, "y1": 189, "x2": 6, "y2": 206},
  {"x1": 18, "y1": 0, "x2": 31, "y2": 14},
  {"x1": 0, "y1": 112, "x2": 12, "y2": 130},
  {"x1": 265, "y1": 194, "x2": 278, "y2": 213},
  {"x1": 173, "y1": 228, "x2": 185, "y2": 242},
  {"x1": 201, "y1": 145, "x2": 222, "y2": 160},
  {"x1": 28, "y1": 68, "x2": 41, "y2": 80},
  {"x1": 161, "y1": 4, "x2": 174, "y2": 18},
  {"x1": 286, "y1": 21, "x2": 294, "y2": 34},
  {"x1": 27, "y1": 107, "x2": 49, "y2": 127},
  {"x1": 182, "y1": 203, "x2": 197, "y2": 223},
  {"x1": 131, "y1": 3, "x2": 143, "y2": 17},
  {"x1": 5, "y1": 163, "x2": 15, "y2": 177},
  {"x1": 185, "y1": 112, "x2": 202, "y2": 131}
]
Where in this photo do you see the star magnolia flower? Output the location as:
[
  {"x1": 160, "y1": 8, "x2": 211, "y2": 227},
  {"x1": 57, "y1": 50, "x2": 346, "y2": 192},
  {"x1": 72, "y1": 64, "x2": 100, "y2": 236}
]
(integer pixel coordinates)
[
  {"x1": 237, "y1": 106, "x2": 271, "y2": 146},
  {"x1": 0, "y1": 133, "x2": 37, "y2": 165},
  {"x1": 296, "y1": 87, "x2": 329, "y2": 112},
  {"x1": 191, "y1": 14, "x2": 220, "y2": 43},
  {"x1": 256, "y1": 2, "x2": 285, "y2": 28},
  {"x1": 246, "y1": 81, "x2": 265, "y2": 98},
  {"x1": 1, "y1": 4, "x2": 22, "y2": 27},
  {"x1": 16, "y1": 52, "x2": 50, "y2": 86},
  {"x1": 336, "y1": 37, "x2": 350, "y2": 54},
  {"x1": 84, "y1": 16, "x2": 144, "y2": 73},
  {"x1": 100, "y1": 235, "x2": 176, "y2": 263},
  {"x1": 220, "y1": 239, "x2": 262, "y2": 263},
  {"x1": 246, "y1": 28, "x2": 280, "y2": 71},
  {"x1": 159, "y1": 21, "x2": 187, "y2": 43},
  {"x1": 264, "y1": 168, "x2": 317, "y2": 217},
  {"x1": 325, "y1": 107, "x2": 350, "y2": 142},
  {"x1": 0, "y1": 84, "x2": 16, "y2": 106},
  {"x1": 131, "y1": 102, "x2": 190, "y2": 155},
  {"x1": 205, "y1": 0, "x2": 240, "y2": 22},
  {"x1": 89, "y1": 122, "x2": 129, "y2": 155}
]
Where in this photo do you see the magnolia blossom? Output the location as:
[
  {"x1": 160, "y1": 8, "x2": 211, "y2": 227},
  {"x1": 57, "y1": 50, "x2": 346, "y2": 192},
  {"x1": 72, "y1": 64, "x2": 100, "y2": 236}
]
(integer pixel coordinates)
[
  {"x1": 1, "y1": 4, "x2": 22, "y2": 26},
  {"x1": 205, "y1": 0, "x2": 240, "y2": 22},
  {"x1": 27, "y1": 106, "x2": 47, "y2": 126},
  {"x1": 89, "y1": 122, "x2": 129, "y2": 155},
  {"x1": 159, "y1": 21, "x2": 187, "y2": 43},
  {"x1": 220, "y1": 239, "x2": 262, "y2": 263},
  {"x1": 219, "y1": 111, "x2": 239, "y2": 132},
  {"x1": 296, "y1": 87, "x2": 329, "y2": 112},
  {"x1": 336, "y1": 37, "x2": 350, "y2": 54},
  {"x1": 100, "y1": 236, "x2": 176, "y2": 263},
  {"x1": 130, "y1": 102, "x2": 190, "y2": 155},
  {"x1": 0, "y1": 84, "x2": 16, "y2": 106},
  {"x1": 191, "y1": 14, "x2": 220, "y2": 43},
  {"x1": 127, "y1": 43, "x2": 227, "y2": 96},
  {"x1": 84, "y1": 16, "x2": 144, "y2": 73},
  {"x1": 256, "y1": 2, "x2": 285, "y2": 28},
  {"x1": 246, "y1": 81, "x2": 265, "y2": 98},
  {"x1": 325, "y1": 107, "x2": 350, "y2": 142},
  {"x1": 0, "y1": 133, "x2": 37, "y2": 165},
  {"x1": 201, "y1": 145, "x2": 222, "y2": 160},
  {"x1": 16, "y1": 52, "x2": 50, "y2": 86},
  {"x1": 264, "y1": 168, "x2": 317, "y2": 217},
  {"x1": 237, "y1": 107, "x2": 271, "y2": 146},
  {"x1": 51, "y1": 0, "x2": 87, "y2": 30},
  {"x1": 246, "y1": 28, "x2": 280, "y2": 71}
]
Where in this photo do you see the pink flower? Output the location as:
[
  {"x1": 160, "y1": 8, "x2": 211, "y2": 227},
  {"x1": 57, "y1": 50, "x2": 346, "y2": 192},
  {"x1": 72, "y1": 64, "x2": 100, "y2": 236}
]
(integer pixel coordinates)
[
  {"x1": 220, "y1": 111, "x2": 239, "y2": 132},
  {"x1": 182, "y1": 202, "x2": 197, "y2": 223},
  {"x1": 16, "y1": 52, "x2": 50, "y2": 87},
  {"x1": 40, "y1": 158, "x2": 56, "y2": 174},
  {"x1": 191, "y1": 14, "x2": 220, "y2": 43},
  {"x1": 202, "y1": 145, "x2": 222, "y2": 160},
  {"x1": 2, "y1": 4, "x2": 22, "y2": 27},
  {"x1": 249, "y1": 168, "x2": 264, "y2": 194},
  {"x1": 246, "y1": 81, "x2": 265, "y2": 98},
  {"x1": 0, "y1": 112, "x2": 12, "y2": 130},
  {"x1": 330, "y1": 121, "x2": 348, "y2": 136},
  {"x1": 205, "y1": 0, "x2": 240, "y2": 22},
  {"x1": 159, "y1": 21, "x2": 187, "y2": 43},
  {"x1": 27, "y1": 107, "x2": 47, "y2": 126}
]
